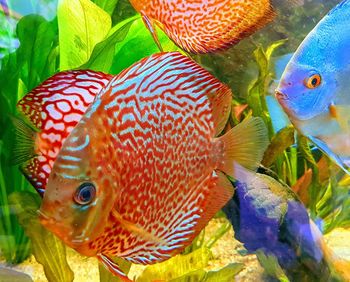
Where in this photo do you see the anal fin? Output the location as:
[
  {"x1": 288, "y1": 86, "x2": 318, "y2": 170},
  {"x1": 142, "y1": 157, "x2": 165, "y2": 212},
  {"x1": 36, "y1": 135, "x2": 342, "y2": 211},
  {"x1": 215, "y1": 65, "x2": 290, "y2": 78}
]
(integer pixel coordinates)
[
  {"x1": 194, "y1": 171, "x2": 234, "y2": 234},
  {"x1": 97, "y1": 254, "x2": 132, "y2": 282},
  {"x1": 308, "y1": 135, "x2": 350, "y2": 175}
]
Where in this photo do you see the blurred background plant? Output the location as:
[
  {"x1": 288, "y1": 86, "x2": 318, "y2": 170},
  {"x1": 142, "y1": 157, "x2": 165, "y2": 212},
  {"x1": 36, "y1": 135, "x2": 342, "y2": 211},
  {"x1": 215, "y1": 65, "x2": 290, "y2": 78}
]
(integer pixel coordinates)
[{"x1": 0, "y1": 0, "x2": 349, "y2": 281}]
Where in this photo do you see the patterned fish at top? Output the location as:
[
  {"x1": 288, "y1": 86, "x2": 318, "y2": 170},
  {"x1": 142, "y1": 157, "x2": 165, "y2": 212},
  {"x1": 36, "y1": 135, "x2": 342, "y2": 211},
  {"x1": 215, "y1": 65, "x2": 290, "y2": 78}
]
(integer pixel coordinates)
[
  {"x1": 129, "y1": 0, "x2": 275, "y2": 54},
  {"x1": 39, "y1": 52, "x2": 269, "y2": 281},
  {"x1": 275, "y1": 0, "x2": 350, "y2": 173},
  {"x1": 13, "y1": 70, "x2": 113, "y2": 195}
]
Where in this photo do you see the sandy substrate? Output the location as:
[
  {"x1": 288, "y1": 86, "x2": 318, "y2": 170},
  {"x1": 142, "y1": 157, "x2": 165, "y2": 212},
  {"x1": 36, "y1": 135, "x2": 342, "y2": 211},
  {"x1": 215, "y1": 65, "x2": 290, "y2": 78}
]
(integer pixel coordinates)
[{"x1": 1, "y1": 219, "x2": 349, "y2": 282}]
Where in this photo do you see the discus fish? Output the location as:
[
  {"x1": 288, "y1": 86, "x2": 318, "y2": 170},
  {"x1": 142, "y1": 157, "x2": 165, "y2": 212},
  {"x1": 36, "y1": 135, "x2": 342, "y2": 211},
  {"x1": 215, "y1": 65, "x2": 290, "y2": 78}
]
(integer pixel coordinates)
[
  {"x1": 39, "y1": 52, "x2": 269, "y2": 281},
  {"x1": 129, "y1": 0, "x2": 275, "y2": 54},
  {"x1": 13, "y1": 70, "x2": 113, "y2": 195},
  {"x1": 224, "y1": 165, "x2": 350, "y2": 281},
  {"x1": 275, "y1": 0, "x2": 350, "y2": 173}
]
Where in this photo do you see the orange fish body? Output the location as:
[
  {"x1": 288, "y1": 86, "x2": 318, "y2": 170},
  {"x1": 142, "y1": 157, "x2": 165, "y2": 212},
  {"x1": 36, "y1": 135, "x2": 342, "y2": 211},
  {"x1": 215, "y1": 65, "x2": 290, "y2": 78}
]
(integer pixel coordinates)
[
  {"x1": 39, "y1": 52, "x2": 268, "y2": 281},
  {"x1": 129, "y1": 0, "x2": 275, "y2": 53},
  {"x1": 14, "y1": 70, "x2": 113, "y2": 195}
]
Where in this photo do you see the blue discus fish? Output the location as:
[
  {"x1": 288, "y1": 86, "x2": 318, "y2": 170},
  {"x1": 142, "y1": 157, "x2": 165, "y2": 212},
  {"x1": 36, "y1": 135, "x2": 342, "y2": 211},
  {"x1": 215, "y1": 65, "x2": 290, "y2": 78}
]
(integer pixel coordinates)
[
  {"x1": 223, "y1": 165, "x2": 350, "y2": 281},
  {"x1": 275, "y1": 0, "x2": 350, "y2": 173}
]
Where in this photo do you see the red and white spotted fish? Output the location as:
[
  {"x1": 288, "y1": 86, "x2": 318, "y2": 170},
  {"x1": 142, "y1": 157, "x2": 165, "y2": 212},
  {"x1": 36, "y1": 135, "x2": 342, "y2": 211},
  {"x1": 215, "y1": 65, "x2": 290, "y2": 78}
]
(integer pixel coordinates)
[
  {"x1": 39, "y1": 52, "x2": 269, "y2": 281},
  {"x1": 129, "y1": 0, "x2": 275, "y2": 54},
  {"x1": 13, "y1": 70, "x2": 113, "y2": 195}
]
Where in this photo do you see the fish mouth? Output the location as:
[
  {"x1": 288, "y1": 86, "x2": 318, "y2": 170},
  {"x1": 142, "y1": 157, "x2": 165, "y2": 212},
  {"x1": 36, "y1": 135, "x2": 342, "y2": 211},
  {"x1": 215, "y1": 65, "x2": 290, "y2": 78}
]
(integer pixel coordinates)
[
  {"x1": 38, "y1": 209, "x2": 83, "y2": 247},
  {"x1": 275, "y1": 90, "x2": 288, "y2": 100}
]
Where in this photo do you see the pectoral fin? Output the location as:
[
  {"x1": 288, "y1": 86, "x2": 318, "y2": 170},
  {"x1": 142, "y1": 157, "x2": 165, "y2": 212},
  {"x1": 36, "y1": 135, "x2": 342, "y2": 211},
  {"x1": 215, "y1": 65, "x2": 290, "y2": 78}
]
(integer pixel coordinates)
[
  {"x1": 329, "y1": 104, "x2": 350, "y2": 132},
  {"x1": 308, "y1": 135, "x2": 350, "y2": 175},
  {"x1": 111, "y1": 209, "x2": 165, "y2": 245}
]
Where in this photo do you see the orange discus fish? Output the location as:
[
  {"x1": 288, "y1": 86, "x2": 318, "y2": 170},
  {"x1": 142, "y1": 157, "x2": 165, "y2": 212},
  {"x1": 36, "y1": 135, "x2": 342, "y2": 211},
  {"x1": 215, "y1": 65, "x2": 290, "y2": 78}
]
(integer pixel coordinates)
[
  {"x1": 129, "y1": 0, "x2": 275, "y2": 53},
  {"x1": 39, "y1": 52, "x2": 269, "y2": 281},
  {"x1": 13, "y1": 70, "x2": 113, "y2": 195}
]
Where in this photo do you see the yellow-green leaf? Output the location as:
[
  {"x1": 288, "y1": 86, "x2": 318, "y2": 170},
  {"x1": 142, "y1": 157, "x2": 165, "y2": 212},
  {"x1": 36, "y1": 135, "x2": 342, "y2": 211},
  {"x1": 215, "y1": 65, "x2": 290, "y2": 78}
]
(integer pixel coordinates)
[
  {"x1": 58, "y1": 0, "x2": 111, "y2": 70},
  {"x1": 262, "y1": 125, "x2": 295, "y2": 167},
  {"x1": 205, "y1": 263, "x2": 244, "y2": 282},
  {"x1": 137, "y1": 247, "x2": 211, "y2": 282},
  {"x1": 9, "y1": 192, "x2": 74, "y2": 282}
]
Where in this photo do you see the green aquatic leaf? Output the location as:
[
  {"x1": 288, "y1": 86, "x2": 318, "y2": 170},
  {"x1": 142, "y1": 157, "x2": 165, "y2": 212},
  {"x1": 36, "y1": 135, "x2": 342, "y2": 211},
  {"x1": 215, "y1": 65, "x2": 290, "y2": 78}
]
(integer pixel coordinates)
[
  {"x1": 82, "y1": 15, "x2": 138, "y2": 72},
  {"x1": 16, "y1": 15, "x2": 58, "y2": 91},
  {"x1": 0, "y1": 14, "x2": 59, "y2": 265},
  {"x1": 256, "y1": 250, "x2": 289, "y2": 282},
  {"x1": 111, "y1": 0, "x2": 137, "y2": 25},
  {"x1": 9, "y1": 192, "x2": 74, "y2": 282},
  {"x1": 247, "y1": 40, "x2": 287, "y2": 139},
  {"x1": 262, "y1": 125, "x2": 295, "y2": 167},
  {"x1": 137, "y1": 247, "x2": 211, "y2": 282},
  {"x1": 111, "y1": 17, "x2": 182, "y2": 74},
  {"x1": 93, "y1": 0, "x2": 119, "y2": 15},
  {"x1": 58, "y1": 0, "x2": 112, "y2": 70},
  {"x1": 205, "y1": 263, "x2": 244, "y2": 282},
  {"x1": 168, "y1": 263, "x2": 243, "y2": 282}
]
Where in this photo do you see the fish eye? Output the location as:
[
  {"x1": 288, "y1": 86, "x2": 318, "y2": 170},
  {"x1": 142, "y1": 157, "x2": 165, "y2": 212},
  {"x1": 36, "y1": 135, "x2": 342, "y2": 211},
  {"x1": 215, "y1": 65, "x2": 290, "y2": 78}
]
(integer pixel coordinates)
[
  {"x1": 74, "y1": 182, "x2": 96, "y2": 205},
  {"x1": 305, "y1": 74, "x2": 321, "y2": 89}
]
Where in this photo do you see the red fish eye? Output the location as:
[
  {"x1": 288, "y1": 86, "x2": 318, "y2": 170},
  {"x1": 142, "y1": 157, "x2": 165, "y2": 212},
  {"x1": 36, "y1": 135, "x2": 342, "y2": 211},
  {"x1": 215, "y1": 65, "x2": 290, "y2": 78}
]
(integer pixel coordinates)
[
  {"x1": 74, "y1": 182, "x2": 96, "y2": 205},
  {"x1": 305, "y1": 74, "x2": 321, "y2": 89}
]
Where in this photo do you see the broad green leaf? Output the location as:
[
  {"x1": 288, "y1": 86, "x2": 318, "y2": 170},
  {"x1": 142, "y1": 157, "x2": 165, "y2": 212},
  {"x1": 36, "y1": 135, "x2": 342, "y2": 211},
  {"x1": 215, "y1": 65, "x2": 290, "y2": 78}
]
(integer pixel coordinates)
[
  {"x1": 262, "y1": 125, "x2": 295, "y2": 167},
  {"x1": 82, "y1": 15, "x2": 138, "y2": 72},
  {"x1": 169, "y1": 263, "x2": 243, "y2": 282},
  {"x1": 9, "y1": 192, "x2": 74, "y2": 282},
  {"x1": 137, "y1": 247, "x2": 211, "y2": 282},
  {"x1": 15, "y1": 15, "x2": 58, "y2": 91},
  {"x1": 58, "y1": 0, "x2": 112, "y2": 70},
  {"x1": 112, "y1": 0, "x2": 137, "y2": 25},
  {"x1": 93, "y1": 0, "x2": 119, "y2": 15},
  {"x1": 111, "y1": 17, "x2": 182, "y2": 74},
  {"x1": 169, "y1": 270, "x2": 207, "y2": 282},
  {"x1": 205, "y1": 263, "x2": 244, "y2": 281}
]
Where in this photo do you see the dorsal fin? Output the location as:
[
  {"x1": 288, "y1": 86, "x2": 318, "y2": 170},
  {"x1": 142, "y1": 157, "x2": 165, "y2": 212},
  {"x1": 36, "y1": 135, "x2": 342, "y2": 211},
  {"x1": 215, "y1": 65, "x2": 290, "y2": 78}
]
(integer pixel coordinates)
[
  {"x1": 10, "y1": 115, "x2": 38, "y2": 165},
  {"x1": 328, "y1": 0, "x2": 350, "y2": 16},
  {"x1": 207, "y1": 85, "x2": 232, "y2": 136}
]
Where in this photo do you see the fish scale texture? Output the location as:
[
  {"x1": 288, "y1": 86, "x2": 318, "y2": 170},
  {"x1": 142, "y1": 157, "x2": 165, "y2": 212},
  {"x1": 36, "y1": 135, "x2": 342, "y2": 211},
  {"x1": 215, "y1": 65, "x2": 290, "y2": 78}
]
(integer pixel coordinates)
[
  {"x1": 58, "y1": 52, "x2": 227, "y2": 264},
  {"x1": 130, "y1": 0, "x2": 274, "y2": 53}
]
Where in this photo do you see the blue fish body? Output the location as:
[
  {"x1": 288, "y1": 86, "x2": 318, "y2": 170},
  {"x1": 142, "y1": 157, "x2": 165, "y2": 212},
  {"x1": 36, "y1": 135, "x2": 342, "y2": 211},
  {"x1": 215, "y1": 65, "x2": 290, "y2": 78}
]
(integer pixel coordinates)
[
  {"x1": 223, "y1": 171, "x2": 332, "y2": 280},
  {"x1": 276, "y1": 0, "x2": 350, "y2": 172}
]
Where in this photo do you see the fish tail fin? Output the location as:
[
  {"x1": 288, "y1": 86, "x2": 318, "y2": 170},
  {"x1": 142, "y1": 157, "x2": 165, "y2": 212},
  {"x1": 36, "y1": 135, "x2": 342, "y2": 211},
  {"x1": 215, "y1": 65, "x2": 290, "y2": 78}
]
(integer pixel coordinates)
[
  {"x1": 216, "y1": 117, "x2": 269, "y2": 178},
  {"x1": 141, "y1": 13, "x2": 163, "y2": 52},
  {"x1": 10, "y1": 115, "x2": 38, "y2": 165},
  {"x1": 208, "y1": 85, "x2": 232, "y2": 136}
]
